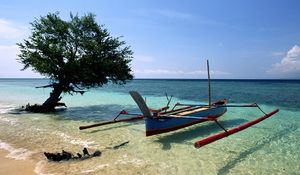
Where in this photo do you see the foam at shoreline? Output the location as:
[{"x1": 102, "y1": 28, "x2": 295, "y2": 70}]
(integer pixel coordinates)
[
  {"x1": 0, "y1": 104, "x2": 16, "y2": 114},
  {"x1": 0, "y1": 140, "x2": 35, "y2": 160},
  {"x1": 54, "y1": 131, "x2": 95, "y2": 148}
]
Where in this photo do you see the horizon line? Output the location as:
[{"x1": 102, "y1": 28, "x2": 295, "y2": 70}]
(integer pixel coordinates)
[{"x1": 0, "y1": 77, "x2": 299, "y2": 81}]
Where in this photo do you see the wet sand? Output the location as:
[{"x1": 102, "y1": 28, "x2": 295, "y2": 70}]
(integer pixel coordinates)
[{"x1": 0, "y1": 150, "x2": 36, "y2": 175}]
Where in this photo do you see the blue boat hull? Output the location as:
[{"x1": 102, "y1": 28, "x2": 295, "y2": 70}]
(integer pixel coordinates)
[{"x1": 145, "y1": 104, "x2": 227, "y2": 136}]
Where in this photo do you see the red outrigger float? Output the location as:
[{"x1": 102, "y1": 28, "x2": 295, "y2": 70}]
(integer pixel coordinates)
[{"x1": 79, "y1": 61, "x2": 279, "y2": 148}]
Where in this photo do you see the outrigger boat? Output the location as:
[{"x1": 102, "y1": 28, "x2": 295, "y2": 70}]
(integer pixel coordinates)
[
  {"x1": 129, "y1": 91, "x2": 227, "y2": 137},
  {"x1": 79, "y1": 61, "x2": 279, "y2": 148}
]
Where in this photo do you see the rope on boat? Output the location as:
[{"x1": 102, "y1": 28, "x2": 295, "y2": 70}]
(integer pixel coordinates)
[
  {"x1": 255, "y1": 103, "x2": 267, "y2": 115},
  {"x1": 213, "y1": 119, "x2": 229, "y2": 136},
  {"x1": 194, "y1": 108, "x2": 279, "y2": 148},
  {"x1": 202, "y1": 102, "x2": 268, "y2": 138},
  {"x1": 113, "y1": 110, "x2": 128, "y2": 120},
  {"x1": 165, "y1": 93, "x2": 173, "y2": 112}
]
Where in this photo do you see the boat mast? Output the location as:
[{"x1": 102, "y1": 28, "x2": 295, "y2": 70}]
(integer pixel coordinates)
[{"x1": 207, "y1": 60, "x2": 211, "y2": 106}]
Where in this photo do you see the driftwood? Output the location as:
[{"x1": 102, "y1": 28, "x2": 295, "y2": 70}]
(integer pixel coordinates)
[
  {"x1": 44, "y1": 148, "x2": 101, "y2": 162},
  {"x1": 106, "y1": 141, "x2": 130, "y2": 150}
]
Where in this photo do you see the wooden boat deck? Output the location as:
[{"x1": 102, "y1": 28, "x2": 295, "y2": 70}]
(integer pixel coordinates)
[
  {"x1": 175, "y1": 106, "x2": 209, "y2": 116},
  {"x1": 163, "y1": 106, "x2": 198, "y2": 116},
  {"x1": 162, "y1": 106, "x2": 210, "y2": 117}
]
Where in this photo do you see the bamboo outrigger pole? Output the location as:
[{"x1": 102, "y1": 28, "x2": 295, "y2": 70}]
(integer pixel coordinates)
[{"x1": 207, "y1": 60, "x2": 212, "y2": 106}]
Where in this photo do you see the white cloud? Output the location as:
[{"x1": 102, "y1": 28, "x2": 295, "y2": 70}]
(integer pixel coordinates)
[
  {"x1": 0, "y1": 19, "x2": 27, "y2": 39},
  {"x1": 132, "y1": 54, "x2": 230, "y2": 78},
  {"x1": 134, "y1": 69, "x2": 230, "y2": 78},
  {"x1": 0, "y1": 45, "x2": 40, "y2": 78},
  {"x1": 134, "y1": 69, "x2": 184, "y2": 75},
  {"x1": 268, "y1": 45, "x2": 300, "y2": 76},
  {"x1": 210, "y1": 70, "x2": 231, "y2": 75},
  {"x1": 0, "y1": 45, "x2": 19, "y2": 60},
  {"x1": 0, "y1": 45, "x2": 21, "y2": 75}
]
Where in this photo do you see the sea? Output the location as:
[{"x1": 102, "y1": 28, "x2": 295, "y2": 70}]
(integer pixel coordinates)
[{"x1": 0, "y1": 78, "x2": 299, "y2": 175}]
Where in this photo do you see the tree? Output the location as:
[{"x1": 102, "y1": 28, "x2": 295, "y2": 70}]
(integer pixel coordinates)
[{"x1": 17, "y1": 12, "x2": 133, "y2": 112}]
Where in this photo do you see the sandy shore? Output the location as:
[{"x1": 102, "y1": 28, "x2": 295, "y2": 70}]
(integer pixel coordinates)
[{"x1": 0, "y1": 149, "x2": 36, "y2": 175}]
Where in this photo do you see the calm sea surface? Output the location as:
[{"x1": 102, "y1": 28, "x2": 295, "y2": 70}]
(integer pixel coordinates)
[{"x1": 0, "y1": 79, "x2": 299, "y2": 175}]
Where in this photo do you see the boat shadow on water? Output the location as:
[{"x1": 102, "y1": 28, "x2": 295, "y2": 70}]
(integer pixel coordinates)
[
  {"x1": 217, "y1": 124, "x2": 297, "y2": 175},
  {"x1": 55, "y1": 104, "x2": 144, "y2": 133},
  {"x1": 86, "y1": 122, "x2": 142, "y2": 134},
  {"x1": 154, "y1": 118, "x2": 248, "y2": 150}
]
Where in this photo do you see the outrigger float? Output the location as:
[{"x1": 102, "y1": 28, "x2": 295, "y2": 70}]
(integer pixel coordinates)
[{"x1": 79, "y1": 61, "x2": 279, "y2": 148}]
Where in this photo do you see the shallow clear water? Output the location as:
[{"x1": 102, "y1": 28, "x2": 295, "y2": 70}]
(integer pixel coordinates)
[{"x1": 0, "y1": 79, "x2": 299, "y2": 175}]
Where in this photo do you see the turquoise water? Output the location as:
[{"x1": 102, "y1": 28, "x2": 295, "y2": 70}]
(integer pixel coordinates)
[{"x1": 0, "y1": 79, "x2": 299, "y2": 174}]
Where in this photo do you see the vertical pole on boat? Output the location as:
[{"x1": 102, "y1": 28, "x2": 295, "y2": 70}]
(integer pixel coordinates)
[{"x1": 207, "y1": 60, "x2": 212, "y2": 106}]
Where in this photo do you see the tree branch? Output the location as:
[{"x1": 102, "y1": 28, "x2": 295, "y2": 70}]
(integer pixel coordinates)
[{"x1": 35, "y1": 84, "x2": 55, "y2": 88}]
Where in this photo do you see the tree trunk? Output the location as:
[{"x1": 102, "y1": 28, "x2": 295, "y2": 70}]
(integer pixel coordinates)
[
  {"x1": 25, "y1": 82, "x2": 67, "y2": 113},
  {"x1": 42, "y1": 83, "x2": 64, "y2": 111}
]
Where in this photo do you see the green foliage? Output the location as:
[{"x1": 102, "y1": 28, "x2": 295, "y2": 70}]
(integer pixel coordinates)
[{"x1": 17, "y1": 12, "x2": 133, "y2": 89}]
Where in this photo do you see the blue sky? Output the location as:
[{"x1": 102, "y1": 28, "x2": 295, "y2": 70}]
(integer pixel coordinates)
[{"x1": 0, "y1": 0, "x2": 300, "y2": 79}]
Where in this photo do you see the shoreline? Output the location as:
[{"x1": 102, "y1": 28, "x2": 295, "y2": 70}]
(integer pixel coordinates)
[{"x1": 0, "y1": 149, "x2": 37, "y2": 175}]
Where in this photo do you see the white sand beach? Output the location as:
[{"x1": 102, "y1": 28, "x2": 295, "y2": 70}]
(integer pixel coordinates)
[{"x1": 0, "y1": 150, "x2": 36, "y2": 175}]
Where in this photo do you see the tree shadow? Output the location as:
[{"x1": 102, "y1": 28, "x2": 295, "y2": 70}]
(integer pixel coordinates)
[
  {"x1": 217, "y1": 124, "x2": 297, "y2": 175},
  {"x1": 10, "y1": 104, "x2": 140, "y2": 122},
  {"x1": 154, "y1": 118, "x2": 248, "y2": 150},
  {"x1": 54, "y1": 104, "x2": 139, "y2": 121}
]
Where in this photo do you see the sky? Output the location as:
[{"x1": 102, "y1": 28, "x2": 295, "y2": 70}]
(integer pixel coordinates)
[{"x1": 0, "y1": 0, "x2": 300, "y2": 79}]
